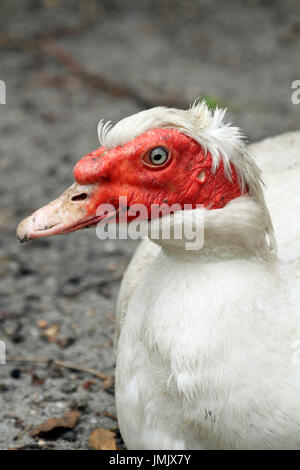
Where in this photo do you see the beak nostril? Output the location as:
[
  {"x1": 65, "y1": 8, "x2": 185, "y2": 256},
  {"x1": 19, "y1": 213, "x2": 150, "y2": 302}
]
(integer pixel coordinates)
[{"x1": 71, "y1": 193, "x2": 88, "y2": 202}]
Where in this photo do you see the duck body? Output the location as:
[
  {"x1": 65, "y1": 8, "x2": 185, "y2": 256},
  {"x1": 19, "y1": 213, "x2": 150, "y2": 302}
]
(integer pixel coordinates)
[
  {"x1": 116, "y1": 216, "x2": 300, "y2": 449},
  {"x1": 16, "y1": 102, "x2": 300, "y2": 450},
  {"x1": 116, "y1": 132, "x2": 300, "y2": 450}
]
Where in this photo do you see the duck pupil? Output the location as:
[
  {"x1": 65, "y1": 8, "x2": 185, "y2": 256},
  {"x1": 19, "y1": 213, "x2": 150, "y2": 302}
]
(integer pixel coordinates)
[{"x1": 154, "y1": 154, "x2": 162, "y2": 161}]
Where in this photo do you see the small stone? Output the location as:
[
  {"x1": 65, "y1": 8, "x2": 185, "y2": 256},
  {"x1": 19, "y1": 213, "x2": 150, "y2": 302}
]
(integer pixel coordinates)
[
  {"x1": 37, "y1": 319, "x2": 48, "y2": 328},
  {"x1": 56, "y1": 401, "x2": 66, "y2": 409},
  {"x1": 10, "y1": 368, "x2": 21, "y2": 379},
  {"x1": 44, "y1": 324, "x2": 59, "y2": 338},
  {"x1": 30, "y1": 328, "x2": 39, "y2": 337},
  {"x1": 61, "y1": 382, "x2": 77, "y2": 394},
  {"x1": 0, "y1": 383, "x2": 10, "y2": 392},
  {"x1": 60, "y1": 430, "x2": 77, "y2": 442}
]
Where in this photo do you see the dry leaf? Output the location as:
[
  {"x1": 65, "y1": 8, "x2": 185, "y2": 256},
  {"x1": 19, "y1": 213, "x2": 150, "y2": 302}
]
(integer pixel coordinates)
[
  {"x1": 88, "y1": 428, "x2": 117, "y2": 450},
  {"x1": 30, "y1": 410, "x2": 80, "y2": 438}
]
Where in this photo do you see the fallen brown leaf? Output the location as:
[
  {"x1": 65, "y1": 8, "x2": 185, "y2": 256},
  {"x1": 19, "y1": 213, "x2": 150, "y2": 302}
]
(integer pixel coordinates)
[
  {"x1": 88, "y1": 428, "x2": 117, "y2": 450},
  {"x1": 30, "y1": 410, "x2": 80, "y2": 438}
]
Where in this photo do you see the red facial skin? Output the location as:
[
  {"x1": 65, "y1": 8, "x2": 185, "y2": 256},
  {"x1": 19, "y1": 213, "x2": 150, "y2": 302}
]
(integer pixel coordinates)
[
  {"x1": 16, "y1": 128, "x2": 247, "y2": 242},
  {"x1": 73, "y1": 128, "x2": 245, "y2": 221}
]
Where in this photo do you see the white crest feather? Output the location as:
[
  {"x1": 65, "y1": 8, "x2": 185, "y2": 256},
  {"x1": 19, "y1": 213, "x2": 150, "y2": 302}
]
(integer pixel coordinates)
[{"x1": 97, "y1": 119, "x2": 112, "y2": 147}]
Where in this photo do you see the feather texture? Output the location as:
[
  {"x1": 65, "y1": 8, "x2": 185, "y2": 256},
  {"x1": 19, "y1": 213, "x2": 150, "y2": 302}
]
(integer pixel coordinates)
[{"x1": 115, "y1": 128, "x2": 300, "y2": 450}]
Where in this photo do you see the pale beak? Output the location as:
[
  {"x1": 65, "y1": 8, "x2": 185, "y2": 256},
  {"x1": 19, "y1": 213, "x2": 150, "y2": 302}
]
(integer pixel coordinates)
[{"x1": 16, "y1": 182, "x2": 101, "y2": 243}]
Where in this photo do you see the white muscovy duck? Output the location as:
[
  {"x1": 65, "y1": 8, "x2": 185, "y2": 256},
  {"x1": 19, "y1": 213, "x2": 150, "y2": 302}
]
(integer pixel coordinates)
[{"x1": 17, "y1": 102, "x2": 300, "y2": 450}]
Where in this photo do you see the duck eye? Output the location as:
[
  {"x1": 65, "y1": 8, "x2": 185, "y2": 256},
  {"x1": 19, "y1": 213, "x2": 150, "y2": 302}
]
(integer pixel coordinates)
[{"x1": 148, "y1": 147, "x2": 169, "y2": 166}]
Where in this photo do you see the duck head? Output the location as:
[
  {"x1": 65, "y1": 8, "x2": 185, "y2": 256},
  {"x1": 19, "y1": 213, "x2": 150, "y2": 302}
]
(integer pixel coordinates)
[{"x1": 17, "y1": 103, "x2": 271, "y2": 247}]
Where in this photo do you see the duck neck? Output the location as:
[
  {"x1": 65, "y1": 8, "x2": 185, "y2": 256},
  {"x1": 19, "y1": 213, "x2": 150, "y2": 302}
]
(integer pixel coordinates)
[{"x1": 149, "y1": 197, "x2": 276, "y2": 263}]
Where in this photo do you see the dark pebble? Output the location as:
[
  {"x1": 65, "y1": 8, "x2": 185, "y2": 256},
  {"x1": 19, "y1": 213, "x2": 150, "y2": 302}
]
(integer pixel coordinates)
[
  {"x1": 10, "y1": 368, "x2": 21, "y2": 379},
  {"x1": 0, "y1": 383, "x2": 10, "y2": 392},
  {"x1": 59, "y1": 430, "x2": 77, "y2": 442},
  {"x1": 60, "y1": 382, "x2": 77, "y2": 394}
]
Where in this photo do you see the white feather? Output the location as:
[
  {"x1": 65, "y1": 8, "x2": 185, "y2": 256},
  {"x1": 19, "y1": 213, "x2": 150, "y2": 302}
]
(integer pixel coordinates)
[{"x1": 105, "y1": 105, "x2": 300, "y2": 449}]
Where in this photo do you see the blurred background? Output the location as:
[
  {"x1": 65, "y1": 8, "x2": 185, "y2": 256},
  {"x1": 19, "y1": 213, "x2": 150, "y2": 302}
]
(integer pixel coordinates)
[{"x1": 0, "y1": 0, "x2": 299, "y2": 450}]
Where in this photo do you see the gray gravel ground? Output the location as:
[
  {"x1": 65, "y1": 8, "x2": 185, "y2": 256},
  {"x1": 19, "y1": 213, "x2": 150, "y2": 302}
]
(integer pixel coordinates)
[{"x1": 0, "y1": 0, "x2": 299, "y2": 450}]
